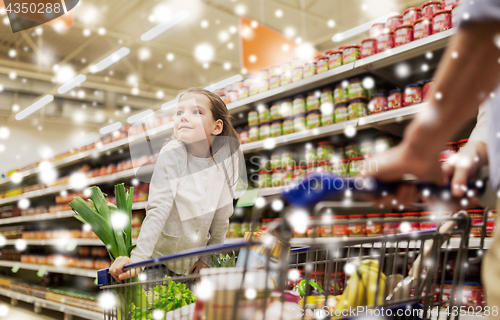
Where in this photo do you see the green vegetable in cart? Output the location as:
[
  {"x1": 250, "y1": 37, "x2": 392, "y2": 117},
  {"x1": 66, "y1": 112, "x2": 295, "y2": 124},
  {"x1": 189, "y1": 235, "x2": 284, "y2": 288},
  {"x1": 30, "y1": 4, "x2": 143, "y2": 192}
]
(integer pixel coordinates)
[
  {"x1": 211, "y1": 251, "x2": 237, "y2": 268},
  {"x1": 298, "y1": 279, "x2": 324, "y2": 297}
]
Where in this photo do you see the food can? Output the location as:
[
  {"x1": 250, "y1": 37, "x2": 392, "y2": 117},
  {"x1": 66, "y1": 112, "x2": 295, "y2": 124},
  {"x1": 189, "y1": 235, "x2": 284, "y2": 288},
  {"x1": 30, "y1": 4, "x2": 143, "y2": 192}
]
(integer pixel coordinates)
[
  {"x1": 258, "y1": 170, "x2": 272, "y2": 188},
  {"x1": 422, "y1": 79, "x2": 435, "y2": 101},
  {"x1": 394, "y1": 25, "x2": 414, "y2": 47},
  {"x1": 317, "y1": 141, "x2": 334, "y2": 161},
  {"x1": 404, "y1": 83, "x2": 423, "y2": 106},
  {"x1": 348, "y1": 99, "x2": 368, "y2": 119},
  {"x1": 370, "y1": 23, "x2": 386, "y2": 38},
  {"x1": 348, "y1": 78, "x2": 368, "y2": 100},
  {"x1": 306, "y1": 92, "x2": 320, "y2": 111},
  {"x1": 293, "y1": 165, "x2": 307, "y2": 183},
  {"x1": 258, "y1": 105, "x2": 271, "y2": 123},
  {"x1": 239, "y1": 86, "x2": 249, "y2": 99},
  {"x1": 422, "y1": 1, "x2": 443, "y2": 20},
  {"x1": 388, "y1": 89, "x2": 404, "y2": 110},
  {"x1": 326, "y1": 50, "x2": 343, "y2": 69},
  {"x1": 334, "y1": 84, "x2": 349, "y2": 103},
  {"x1": 306, "y1": 110, "x2": 322, "y2": 129},
  {"x1": 432, "y1": 10, "x2": 452, "y2": 33},
  {"x1": 361, "y1": 38, "x2": 377, "y2": 58},
  {"x1": 272, "y1": 169, "x2": 283, "y2": 187},
  {"x1": 385, "y1": 15, "x2": 403, "y2": 32},
  {"x1": 283, "y1": 166, "x2": 294, "y2": 185},
  {"x1": 316, "y1": 55, "x2": 329, "y2": 73},
  {"x1": 342, "y1": 45, "x2": 361, "y2": 64},
  {"x1": 414, "y1": 18, "x2": 432, "y2": 40},
  {"x1": 271, "y1": 152, "x2": 282, "y2": 170},
  {"x1": 270, "y1": 103, "x2": 281, "y2": 120},
  {"x1": 258, "y1": 79, "x2": 269, "y2": 93},
  {"x1": 403, "y1": 7, "x2": 422, "y2": 25},
  {"x1": 269, "y1": 65, "x2": 281, "y2": 77},
  {"x1": 281, "y1": 70, "x2": 292, "y2": 86},
  {"x1": 368, "y1": 93, "x2": 388, "y2": 114},
  {"x1": 377, "y1": 32, "x2": 394, "y2": 52},
  {"x1": 348, "y1": 156, "x2": 365, "y2": 176},
  {"x1": 331, "y1": 158, "x2": 348, "y2": 176}
]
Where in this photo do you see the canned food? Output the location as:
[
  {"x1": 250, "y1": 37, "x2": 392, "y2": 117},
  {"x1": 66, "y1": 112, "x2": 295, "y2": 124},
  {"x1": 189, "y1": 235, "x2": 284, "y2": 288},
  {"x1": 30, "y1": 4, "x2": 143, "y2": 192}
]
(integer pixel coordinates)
[
  {"x1": 283, "y1": 166, "x2": 294, "y2": 185},
  {"x1": 306, "y1": 162, "x2": 319, "y2": 177},
  {"x1": 368, "y1": 93, "x2": 388, "y2": 114},
  {"x1": 403, "y1": 7, "x2": 422, "y2": 25},
  {"x1": 443, "y1": 0, "x2": 459, "y2": 10},
  {"x1": 293, "y1": 165, "x2": 307, "y2": 182},
  {"x1": 326, "y1": 50, "x2": 343, "y2": 69},
  {"x1": 258, "y1": 105, "x2": 271, "y2": 123},
  {"x1": 258, "y1": 79, "x2": 269, "y2": 93},
  {"x1": 432, "y1": 10, "x2": 451, "y2": 33},
  {"x1": 249, "y1": 82, "x2": 259, "y2": 96},
  {"x1": 420, "y1": 212, "x2": 438, "y2": 231},
  {"x1": 342, "y1": 45, "x2": 361, "y2": 64},
  {"x1": 239, "y1": 86, "x2": 249, "y2": 99},
  {"x1": 271, "y1": 153, "x2": 282, "y2": 170},
  {"x1": 316, "y1": 55, "x2": 329, "y2": 73},
  {"x1": 384, "y1": 213, "x2": 401, "y2": 234},
  {"x1": 359, "y1": 140, "x2": 374, "y2": 156},
  {"x1": 345, "y1": 143, "x2": 359, "y2": 159},
  {"x1": 388, "y1": 89, "x2": 404, "y2": 110},
  {"x1": 348, "y1": 78, "x2": 368, "y2": 100},
  {"x1": 370, "y1": 23, "x2": 386, "y2": 38},
  {"x1": 404, "y1": 83, "x2": 423, "y2": 106},
  {"x1": 269, "y1": 65, "x2": 281, "y2": 77},
  {"x1": 272, "y1": 169, "x2": 283, "y2": 187},
  {"x1": 306, "y1": 146, "x2": 318, "y2": 165},
  {"x1": 394, "y1": 25, "x2": 414, "y2": 47},
  {"x1": 306, "y1": 92, "x2": 320, "y2": 111},
  {"x1": 401, "y1": 212, "x2": 420, "y2": 232},
  {"x1": 422, "y1": 1, "x2": 443, "y2": 20},
  {"x1": 451, "y1": 3, "x2": 459, "y2": 27},
  {"x1": 361, "y1": 38, "x2": 377, "y2": 58},
  {"x1": 414, "y1": 19, "x2": 432, "y2": 40},
  {"x1": 282, "y1": 150, "x2": 296, "y2": 168},
  {"x1": 292, "y1": 58, "x2": 304, "y2": 69},
  {"x1": 281, "y1": 70, "x2": 292, "y2": 86},
  {"x1": 334, "y1": 84, "x2": 349, "y2": 103},
  {"x1": 377, "y1": 32, "x2": 394, "y2": 52},
  {"x1": 386, "y1": 15, "x2": 403, "y2": 32},
  {"x1": 349, "y1": 156, "x2": 365, "y2": 176},
  {"x1": 334, "y1": 103, "x2": 349, "y2": 122},
  {"x1": 348, "y1": 99, "x2": 368, "y2": 119},
  {"x1": 306, "y1": 110, "x2": 322, "y2": 129},
  {"x1": 331, "y1": 158, "x2": 348, "y2": 176},
  {"x1": 270, "y1": 103, "x2": 281, "y2": 120}
]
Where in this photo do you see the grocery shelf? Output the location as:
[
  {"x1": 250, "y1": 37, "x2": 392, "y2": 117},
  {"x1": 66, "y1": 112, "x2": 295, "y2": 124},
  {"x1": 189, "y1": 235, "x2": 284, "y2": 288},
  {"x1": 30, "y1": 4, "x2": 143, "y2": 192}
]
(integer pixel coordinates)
[
  {"x1": 3, "y1": 238, "x2": 106, "y2": 246},
  {"x1": 0, "y1": 211, "x2": 74, "y2": 225},
  {"x1": 226, "y1": 29, "x2": 455, "y2": 110},
  {"x1": 0, "y1": 166, "x2": 154, "y2": 205},
  {"x1": 0, "y1": 260, "x2": 97, "y2": 277},
  {"x1": 0, "y1": 287, "x2": 102, "y2": 320}
]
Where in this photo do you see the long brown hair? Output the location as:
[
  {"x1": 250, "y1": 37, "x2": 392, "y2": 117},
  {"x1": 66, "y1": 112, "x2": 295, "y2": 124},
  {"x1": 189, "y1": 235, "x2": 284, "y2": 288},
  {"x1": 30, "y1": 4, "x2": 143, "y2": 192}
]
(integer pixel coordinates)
[{"x1": 166, "y1": 87, "x2": 245, "y2": 188}]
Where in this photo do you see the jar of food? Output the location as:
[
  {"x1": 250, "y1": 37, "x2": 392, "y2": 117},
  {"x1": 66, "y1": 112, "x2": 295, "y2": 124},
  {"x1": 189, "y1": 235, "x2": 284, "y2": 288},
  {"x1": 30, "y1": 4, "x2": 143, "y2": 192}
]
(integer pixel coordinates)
[
  {"x1": 433, "y1": 10, "x2": 451, "y2": 33},
  {"x1": 422, "y1": 79, "x2": 435, "y2": 101},
  {"x1": 388, "y1": 89, "x2": 404, "y2": 110},
  {"x1": 270, "y1": 120, "x2": 282, "y2": 137},
  {"x1": 386, "y1": 15, "x2": 403, "y2": 32},
  {"x1": 452, "y1": 3, "x2": 459, "y2": 27},
  {"x1": 227, "y1": 90, "x2": 239, "y2": 103},
  {"x1": 259, "y1": 122, "x2": 270, "y2": 140},
  {"x1": 414, "y1": 19, "x2": 432, "y2": 40},
  {"x1": 270, "y1": 103, "x2": 281, "y2": 120},
  {"x1": 348, "y1": 78, "x2": 368, "y2": 100},
  {"x1": 283, "y1": 165, "x2": 294, "y2": 185},
  {"x1": 345, "y1": 143, "x2": 358, "y2": 159},
  {"x1": 306, "y1": 92, "x2": 320, "y2": 111},
  {"x1": 359, "y1": 139, "x2": 374, "y2": 156},
  {"x1": 404, "y1": 8, "x2": 422, "y2": 25},
  {"x1": 281, "y1": 70, "x2": 292, "y2": 86},
  {"x1": 258, "y1": 104, "x2": 271, "y2": 123},
  {"x1": 248, "y1": 110, "x2": 259, "y2": 126},
  {"x1": 271, "y1": 152, "x2": 282, "y2": 170},
  {"x1": 384, "y1": 213, "x2": 401, "y2": 234},
  {"x1": 283, "y1": 117, "x2": 294, "y2": 135},
  {"x1": 331, "y1": 158, "x2": 348, "y2": 176},
  {"x1": 422, "y1": 1, "x2": 443, "y2": 20},
  {"x1": 318, "y1": 160, "x2": 331, "y2": 173},
  {"x1": 333, "y1": 215, "x2": 349, "y2": 237},
  {"x1": 349, "y1": 156, "x2": 365, "y2": 176},
  {"x1": 348, "y1": 99, "x2": 368, "y2": 119},
  {"x1": 306, "y1": 162, "x2": 319, "y2": 177},
  {"x1": 404, "y1": 83, "x2": 423, "y2": 106},
  {"x1": 316, "y1": 55, "x2": 329, "y2": 73},
  {"x1": 321, "y1": 88, "x2": 334, "y2": 105},
  {"x1": 292, "y1": 58, "x2": 304, "y2": 69},
  {"x1": 326, "y1": 50, "x2": 343, "y2": 69},
  {"x1": 366, "y1": 214, "x2": 384, "y2": 236},
  {"x1": 443, "y1": 0, "x2": 459, "y2": 10},
  {"x1": 348, "y1": 215, "x2": 366, "y2": 237},
  {"x1": 317, "y1": 141, "x2": 334, "y2": 161},
  {"x1": 304, "y1": 61, "x2": 317, "y2": 78},
  {"x1": 239, "y1": 127, "x2": 249, "y2": 144},
  {"x1": 281, "y1": 99, "x2": 293, "y2": 118},
  {"x1": 292, "y1": 67, "x2": 304, "y2": 82},
  {"x1": 334, "y1": 84, "x2": 349, "y2": 103},
  {"x1": 269, "y1": 75, "x2": 280, "y2": 89},
  {"x1": 282, "y1": 150, "x2": 296, "y2": 168},
  {"x1": 249, "y1": 82, "x2": 259, "y2": 96},
  {"x1": 293, "y1": 165, "x2": 307, "y2": 182},
  {"x1": 272, "y1": 169, "x2": 283, "y2": 187},
  {"x1": 269, "y1": 65, "x2": 281, "y2": 77},
  {"x1": 420, "y1": 212, "x2": 438, "y2": 231},
  {"x1": 293, "y1": 95, "x2": 307, "y2": 115},
  {"x1": 258, "y1": 170, "x2": 272, "y2": 188},
  {"x1": 306, "y1": 146, "x2": 318, "y2": 165},
  {"x1": 321, "y1": 103, "x2": 335, "y2": 125},
  {"x1": 307, "y1": 110, "x2": 322, "y2": 129},
  {"x1": 249, "y1": 125, "x2": 259, "y2": 142},
  {"x1": 239, "y1": 86, "x2": 249, "y2": 99},
  {"x1": 401, "y1": 212, "x2": 421, "y2": 232},
  {"x1": 361, "y1": 38, "x2": 377, "y2": 58},
  {"x1": 368, "y1": 93, "x2": 388, "y2": 114},
  {"x1": 342, "y1": 45, "x2": 361, "y2": 64},
  {"x1": 377, "y1": 32, "x2": 394, "y2": 53},
  {"x1": 258, "y1": 79, "x2": 269, "y2": 93},
  {"x1": 394, "y1": 25, "x2": 414, "y2": 47},
  {"x1": 259, "y1": 69, "x2": 269, "y2": 80},
  {"x1": 335, "y1": 103, "x2": 349, "y2": 122},
  {"x1": 458, "y1": 139, "x2": 468, "y2": 150},
  {"x1": 370, "y1": 23, "x2": 386, "y2": 38},
  {"x1": 294, "y1": 114, "x2": 306, "y2": 133}
]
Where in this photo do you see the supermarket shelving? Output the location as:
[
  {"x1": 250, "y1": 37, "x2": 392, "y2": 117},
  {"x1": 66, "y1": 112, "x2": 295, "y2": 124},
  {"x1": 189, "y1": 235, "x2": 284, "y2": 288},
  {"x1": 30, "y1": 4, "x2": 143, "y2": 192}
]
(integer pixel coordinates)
[
  {"x1": 0, "y1": 260, "x2": 97, "y2": 278},
  {"x1": 0, "y1": 287, "x2": 102, "y2": 320},
  {"x1": 3, "y1": 238, "x2": 107, "y2": 246}
]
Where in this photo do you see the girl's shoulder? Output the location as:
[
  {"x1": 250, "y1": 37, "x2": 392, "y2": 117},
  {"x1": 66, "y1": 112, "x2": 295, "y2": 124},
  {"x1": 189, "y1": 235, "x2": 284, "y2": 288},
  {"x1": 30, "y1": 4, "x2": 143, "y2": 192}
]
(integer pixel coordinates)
[{"x1": 159, "y1": 140, "x2": 188, "y2": 168}]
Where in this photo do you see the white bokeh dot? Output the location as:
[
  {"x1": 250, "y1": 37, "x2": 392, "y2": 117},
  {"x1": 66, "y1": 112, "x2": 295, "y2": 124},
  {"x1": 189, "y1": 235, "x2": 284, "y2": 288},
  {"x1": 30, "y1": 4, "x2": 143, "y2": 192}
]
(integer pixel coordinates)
[
  {"x1": 362, "y1": 77, "x2": 375, "y2": 89},
  {"x1": 344, "y1": 126, "x2": 356, "y2": 138},
  {"x1": 451, "y1": 51, "x2": 459, "y2": 59},
  {"x1": 18, "y1": 198, "x2": 30, "y2": 210},
  {"x1": 435, "y1": 92, "x2": 443, "y2": 100}
]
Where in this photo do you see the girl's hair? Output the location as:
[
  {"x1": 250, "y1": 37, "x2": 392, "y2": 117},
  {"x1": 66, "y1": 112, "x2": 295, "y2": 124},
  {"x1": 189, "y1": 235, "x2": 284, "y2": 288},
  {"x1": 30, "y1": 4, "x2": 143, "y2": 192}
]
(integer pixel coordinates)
[{"x1": 166, "y1": 87, "x2": 245, "y2": 188}]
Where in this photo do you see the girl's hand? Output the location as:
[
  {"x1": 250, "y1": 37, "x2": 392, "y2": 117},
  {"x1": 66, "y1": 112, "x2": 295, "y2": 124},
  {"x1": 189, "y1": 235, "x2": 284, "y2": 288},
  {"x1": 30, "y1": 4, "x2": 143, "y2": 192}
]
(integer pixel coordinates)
[
  {"x1": 109, "y1": 256, "x2": 141, "y2": 282},
  {"x1": 189, "y1": 259, "x2": 208, "y2": 275}
]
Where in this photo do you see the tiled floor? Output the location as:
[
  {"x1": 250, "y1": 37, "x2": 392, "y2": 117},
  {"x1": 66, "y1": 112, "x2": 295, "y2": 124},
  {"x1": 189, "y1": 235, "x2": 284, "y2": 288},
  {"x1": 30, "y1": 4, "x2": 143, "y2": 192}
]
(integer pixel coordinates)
[{"x1": 0, "y1": 301, "x2": 61, "y2": 320}]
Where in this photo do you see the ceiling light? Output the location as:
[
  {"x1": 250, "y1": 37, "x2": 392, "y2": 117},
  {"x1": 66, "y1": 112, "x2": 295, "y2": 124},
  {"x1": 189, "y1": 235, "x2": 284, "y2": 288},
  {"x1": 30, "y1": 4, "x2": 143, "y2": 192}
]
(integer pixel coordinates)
[
  {"x1": 205, "y1": 74, "x2": 243, "y2": 92},
  {"x1": 166, "y1": 53, "x2": 175, "y2": 61},
  {"x1": 200, "y1": 20, "x2": 209, "y2": 28},
  {"x1": 90, "y1": 47, "x2": 130, "y2": 73},
  {"x1": 227, "y1": 42, "x2": 234, "y2": 49},
  {"x1": 229, "y1": 26, "x2": 237, "y2": 34},
  {"x1": 15, "y1": 95, "x2": 54, "y2": 120},
  {"x1": 131, "y1": 87, "x2": 139, "y2": 95},
  {"x1": 57, "y1": 74, "x2": 87, "y2": 94},
  {"x1": 138, "y1": 47, "x2": 151, "y2": 61},
  {"x1": 8, "y1": 49, "x2": 16, "y2": 58},
  {"x1": 83, "y1": 28, "x2": 91, "y2": 36},
  {"x1": 98, "y1": 27, "x2": 106, "y2": 35},
  {"x1": 141, "y1": 10, "x2": 189, "y2": 41},
  {"x1": 284, "y1": 27, "x2": 295, "y2": 38},
  {"x1": 218, "y1": 30, "x2": 229, "y2": 42},
  {"x1": 100, "y1": 122, "x2": 122, "y2": 134},
  {"x1": 194, "y1": 43, "x2": 214, "y2": 62},
  {"x1": 8, "y1": 71, "x2": 16, "y2": 80},
  {"x1": 127, "y1": 109, "x2": 154, "y2": 123},
  {"x1": 235, "y1": 4, "x2": 246, "y2": 15},
  {"x1": 156, "y1": 90, "x2": 164, "y2": 99},
  {"x1": 275, "y1": 9, "x2": 283, "y2": 18},
  {"x1": 223, "y1": 62, "x2": 231, "y2": 70},
  {"x1": 327, "y1": 19, "x2": 335, "y2": 28}
]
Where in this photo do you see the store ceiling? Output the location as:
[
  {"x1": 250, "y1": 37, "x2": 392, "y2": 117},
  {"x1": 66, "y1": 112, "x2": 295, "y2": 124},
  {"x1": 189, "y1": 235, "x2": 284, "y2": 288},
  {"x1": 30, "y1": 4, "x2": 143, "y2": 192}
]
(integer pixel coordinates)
[{"x1": 0, "y1": 0, "x2": 424, "y2": 129}]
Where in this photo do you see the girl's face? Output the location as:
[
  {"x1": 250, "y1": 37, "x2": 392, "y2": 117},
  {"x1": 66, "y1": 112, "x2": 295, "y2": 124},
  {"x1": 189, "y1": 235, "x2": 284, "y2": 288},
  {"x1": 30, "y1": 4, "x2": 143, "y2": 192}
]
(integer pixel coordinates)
[{"x1": 174, "y1": 92, "x2": 223, "y2": 144}]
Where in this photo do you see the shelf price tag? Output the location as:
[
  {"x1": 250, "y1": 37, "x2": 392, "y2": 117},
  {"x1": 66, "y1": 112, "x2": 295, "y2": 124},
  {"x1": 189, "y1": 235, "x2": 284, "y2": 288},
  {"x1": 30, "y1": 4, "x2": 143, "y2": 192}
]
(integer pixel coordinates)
[
  {"x1": 236, "y1": 189, "x2": 260, "y2": 207},
  {"x1": 37, "y1": 265, "x2": 47, "y2": 277},
  {"x1": 11, "y1": 263, "x2": 20, "y2": 273}
]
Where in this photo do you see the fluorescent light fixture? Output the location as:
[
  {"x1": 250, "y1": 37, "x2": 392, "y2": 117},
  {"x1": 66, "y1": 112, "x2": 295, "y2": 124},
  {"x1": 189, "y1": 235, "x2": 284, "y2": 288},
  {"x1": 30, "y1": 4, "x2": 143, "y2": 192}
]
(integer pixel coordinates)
[
  {"x1": 205, "y1": 74, "x2": 243, "y2": 92},
  {"x1": 141, "y1": 10, "x2": 190, "y2": 41},
  {"x1": 57, "y1": 74, "x2": 87, "y2": 94},
  {"x1": 15, "y1": 95, "x2": 54, "y2": 120},
  {"x1": 100, "y1": 122, "x2": 122, "y2": 135},
  {"x1": 161, "y1": 99, "x2": 178, "y2": 110},
  {"x1": 127, "y1": 109, "x2": 154, "y2": 124},
  {"x1": 331, "y1": 12, "x2": 398, "y2": 42},
  {"x1": 90, "y1": 47, "x2": 130, "y2": 73}
]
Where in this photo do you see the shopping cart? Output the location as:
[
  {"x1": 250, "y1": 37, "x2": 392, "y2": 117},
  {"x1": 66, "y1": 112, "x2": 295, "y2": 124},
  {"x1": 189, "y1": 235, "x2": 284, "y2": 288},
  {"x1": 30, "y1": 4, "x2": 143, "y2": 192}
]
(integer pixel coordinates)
[{"x1": 97, "y1": 174, "x2": 480, "y2": 320}]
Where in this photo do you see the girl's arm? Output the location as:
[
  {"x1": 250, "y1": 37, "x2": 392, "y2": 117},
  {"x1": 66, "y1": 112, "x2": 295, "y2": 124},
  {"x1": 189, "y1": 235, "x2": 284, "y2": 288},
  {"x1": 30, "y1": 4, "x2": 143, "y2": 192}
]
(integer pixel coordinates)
[
  {"x1": 130, "y1": 142, "x2": 186, "y2": 263},
  {"x1": 200, "y1": 202, "x2": 233, "y2": 266}
]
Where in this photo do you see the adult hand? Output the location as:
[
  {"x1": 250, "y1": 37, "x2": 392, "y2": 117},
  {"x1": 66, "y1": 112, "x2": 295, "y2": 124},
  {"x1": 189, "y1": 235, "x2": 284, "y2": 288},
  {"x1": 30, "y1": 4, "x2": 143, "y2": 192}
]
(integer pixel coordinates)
[
  {"x1": 109, "y1": 256, "x2": 142, "y2": 282},
  {"x1": 189, "y1": 259, "x2": 208, "y2": 276}
]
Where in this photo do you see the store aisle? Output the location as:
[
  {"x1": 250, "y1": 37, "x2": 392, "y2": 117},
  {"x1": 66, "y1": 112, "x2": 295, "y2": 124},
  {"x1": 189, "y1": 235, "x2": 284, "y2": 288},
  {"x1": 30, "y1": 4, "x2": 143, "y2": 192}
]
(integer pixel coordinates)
[{"x1": 0, "y1": 301, "x2": 60, "y2": 320}]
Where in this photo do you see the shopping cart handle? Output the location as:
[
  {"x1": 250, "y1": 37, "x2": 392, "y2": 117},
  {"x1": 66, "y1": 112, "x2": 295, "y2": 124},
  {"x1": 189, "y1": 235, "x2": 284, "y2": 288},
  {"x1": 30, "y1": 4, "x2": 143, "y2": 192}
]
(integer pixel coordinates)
[{"x1": 282, "y1": 172, "x2": 485, "y2": 207}]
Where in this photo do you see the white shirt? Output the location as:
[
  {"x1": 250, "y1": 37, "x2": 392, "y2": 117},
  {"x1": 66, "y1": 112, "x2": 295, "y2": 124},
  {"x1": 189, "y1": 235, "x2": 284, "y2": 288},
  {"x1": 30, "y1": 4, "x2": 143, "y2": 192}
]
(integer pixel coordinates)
[{"x1": 130, "y1": 139, "x2": 243, "y2": 274}]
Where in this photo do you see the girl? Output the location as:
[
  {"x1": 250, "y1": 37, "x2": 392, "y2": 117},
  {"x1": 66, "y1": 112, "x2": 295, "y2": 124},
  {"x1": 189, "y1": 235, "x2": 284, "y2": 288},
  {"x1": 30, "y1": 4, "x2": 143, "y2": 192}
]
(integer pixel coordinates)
[{"x1": 109, "y1": 87, "x2": 246, "y2": 281}]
